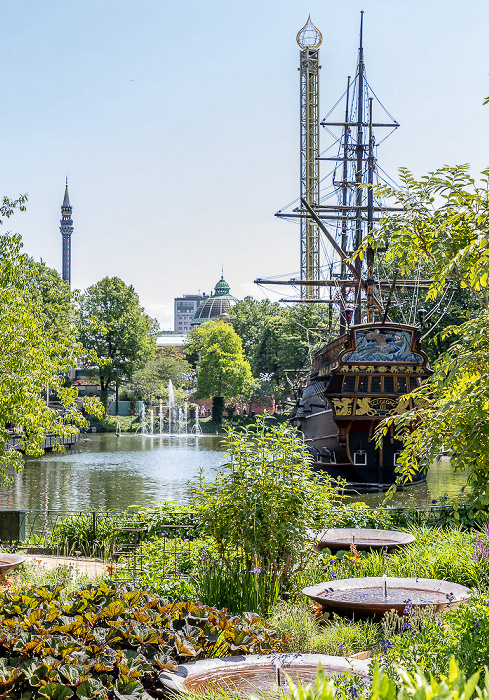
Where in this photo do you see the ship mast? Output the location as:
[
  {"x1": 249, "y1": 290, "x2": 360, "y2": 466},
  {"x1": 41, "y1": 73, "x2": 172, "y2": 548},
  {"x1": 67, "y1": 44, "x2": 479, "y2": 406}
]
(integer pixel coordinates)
[{"x1": 264, "y1": 13, "x2": 401, "y2": 324}]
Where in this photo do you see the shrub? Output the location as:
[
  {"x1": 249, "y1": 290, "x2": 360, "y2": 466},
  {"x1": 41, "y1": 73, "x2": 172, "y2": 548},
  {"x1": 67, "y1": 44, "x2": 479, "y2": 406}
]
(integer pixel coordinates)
[
  {"x1": 188, "y1": 415, "x2": 340, "y2": 612},
  {"x1": 45, "y1": 502, "x2": 195, "y2": 559}
]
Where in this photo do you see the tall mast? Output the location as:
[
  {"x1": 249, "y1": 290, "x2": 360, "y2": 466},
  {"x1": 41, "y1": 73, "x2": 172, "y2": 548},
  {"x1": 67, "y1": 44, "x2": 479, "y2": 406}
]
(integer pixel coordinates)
[
  {"x1": 269, "y1": 12, "x2": 400, "y2": 318},
  {"x1": 297, "y1": 17, "x2": 322, "y2": 299},
  {"x1": 353, "y1": 11, "x2": 365, "y2": 324},
  {"x1": 60, "y1": 178, "x2": 73, "y2": 289},
  {"x1": 339, "y1": 75, "x2": 351, "y2": 335}
]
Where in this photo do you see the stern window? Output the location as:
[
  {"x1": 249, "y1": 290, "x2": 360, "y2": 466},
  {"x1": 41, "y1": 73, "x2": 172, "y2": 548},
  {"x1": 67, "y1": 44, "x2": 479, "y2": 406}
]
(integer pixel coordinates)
[
  {"x1": 384, "y1": 377, "x2": 395, "y2": 393},
  {"x1": 343, "y1": 376, "x2": 356, "y2": 392},
  {"x1": 397, "y1": 377, "x2": 407, "y2": 394},
  {"x1": 358, "y1": 377, "x2": 369, "y2": 393},
  {"x1": 371, "y1": 377, "x2": 381, "y2": 393}
]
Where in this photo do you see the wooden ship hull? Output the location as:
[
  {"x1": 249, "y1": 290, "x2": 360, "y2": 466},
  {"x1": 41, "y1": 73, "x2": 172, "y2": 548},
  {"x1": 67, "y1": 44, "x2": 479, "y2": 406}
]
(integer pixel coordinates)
[{"x1": 289, "y1": 323, "x2": 431, "y2": 488}]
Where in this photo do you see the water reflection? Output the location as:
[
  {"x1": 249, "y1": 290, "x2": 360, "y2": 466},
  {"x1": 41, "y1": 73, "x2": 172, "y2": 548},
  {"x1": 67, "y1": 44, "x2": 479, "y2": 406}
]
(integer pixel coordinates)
[
  {"x1": 348, "y1": 458, "x2": 469, "y2": 508},
  {"x1": 0, "y1": 434, "x2": 225, "y2": 511},
  {"x1": 0, "y1": 435, "x2": 468, "y2": 512}
]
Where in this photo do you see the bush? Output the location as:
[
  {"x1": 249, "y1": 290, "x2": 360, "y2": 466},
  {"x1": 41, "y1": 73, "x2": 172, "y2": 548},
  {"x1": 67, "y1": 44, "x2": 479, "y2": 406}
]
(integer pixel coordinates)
[
  {"x1": 45, "y1": 502, "x2": 195, "y2": 559},
  {"x1": 188, "y1": 416, "x2": 340, "y2": 613}
]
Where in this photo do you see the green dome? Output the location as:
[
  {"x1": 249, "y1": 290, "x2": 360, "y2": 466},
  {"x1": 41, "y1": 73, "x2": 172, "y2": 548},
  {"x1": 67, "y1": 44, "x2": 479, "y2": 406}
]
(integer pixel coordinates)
[{"x1": 190, "y1": 276, "x2": 238, "y2": 326}]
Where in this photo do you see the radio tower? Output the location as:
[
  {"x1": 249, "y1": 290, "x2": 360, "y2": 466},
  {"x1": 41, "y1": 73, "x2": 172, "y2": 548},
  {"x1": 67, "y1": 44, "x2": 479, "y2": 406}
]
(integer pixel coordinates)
[
  {"x1": 60, "y1": 178, "x2": 73, "y2": 288},
  {"x1": 297, "y1": 17, "x2": 322, "y2": 299}
]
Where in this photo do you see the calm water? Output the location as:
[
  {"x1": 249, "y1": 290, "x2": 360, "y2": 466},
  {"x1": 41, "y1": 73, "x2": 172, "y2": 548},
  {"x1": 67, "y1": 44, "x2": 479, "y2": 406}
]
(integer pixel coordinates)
[
  {"x1": 0, "y1": 435, "x2": 468, "y2": 512},
  {"x1": 0, "y1": 434, "x2": 226, "y2": 511}
]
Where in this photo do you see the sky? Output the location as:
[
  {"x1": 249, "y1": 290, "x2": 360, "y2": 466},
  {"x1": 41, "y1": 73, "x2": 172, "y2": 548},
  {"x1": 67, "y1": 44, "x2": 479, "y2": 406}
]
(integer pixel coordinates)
[{"x1": 1, "y1": 0, "x2": 488, "y2": 330}]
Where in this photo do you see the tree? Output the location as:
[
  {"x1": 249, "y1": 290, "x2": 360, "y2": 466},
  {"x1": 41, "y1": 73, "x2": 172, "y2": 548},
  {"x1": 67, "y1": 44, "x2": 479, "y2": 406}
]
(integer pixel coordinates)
[
  {"x1": 77, "y1": 277, "x2": 157, "y2": 408},
  {"x1": 357, "y1": 165, "x2": 489, "y2": 505},
  {"x1": 186, "y1": 321, "x2": 253, "y2": 423},
  {"x1": 126, "y1": 349, "x2": 192, "y2": 406},
  {"x1": 0, "y1": 196, "x2": 102, "y2": 482},
  {"x1": 233, "y1": 297, "x2": 332, "y2": 383}
]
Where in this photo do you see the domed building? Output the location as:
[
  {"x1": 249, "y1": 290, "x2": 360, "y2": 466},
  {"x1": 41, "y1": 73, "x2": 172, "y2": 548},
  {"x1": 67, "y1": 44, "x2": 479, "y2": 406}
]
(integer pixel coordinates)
[{"x1": 190, "y1": 275, "x2": 238, "y2": 327}]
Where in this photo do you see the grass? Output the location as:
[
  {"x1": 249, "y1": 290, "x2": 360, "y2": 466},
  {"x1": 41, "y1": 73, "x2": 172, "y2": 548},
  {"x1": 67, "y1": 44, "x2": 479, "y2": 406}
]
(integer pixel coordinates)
[
  {"x1": 269, "y1": 601, "x2": 380, "y2": 656},
  {"x1": 293, "y1": 526, "x2": 483, "y2": 597}
]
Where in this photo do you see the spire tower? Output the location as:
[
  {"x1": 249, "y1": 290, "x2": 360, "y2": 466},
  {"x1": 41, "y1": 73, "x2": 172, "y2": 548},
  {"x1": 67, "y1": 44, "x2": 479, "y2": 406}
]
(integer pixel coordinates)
[{"x1": 60, "y1": 178, "x2": 73, "y2": 288}]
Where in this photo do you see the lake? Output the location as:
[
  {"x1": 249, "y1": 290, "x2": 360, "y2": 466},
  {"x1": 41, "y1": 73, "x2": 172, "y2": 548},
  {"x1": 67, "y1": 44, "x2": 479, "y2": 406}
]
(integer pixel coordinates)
[{"x1": 0, "y1": 434, "x2": 469, "y2": 512}]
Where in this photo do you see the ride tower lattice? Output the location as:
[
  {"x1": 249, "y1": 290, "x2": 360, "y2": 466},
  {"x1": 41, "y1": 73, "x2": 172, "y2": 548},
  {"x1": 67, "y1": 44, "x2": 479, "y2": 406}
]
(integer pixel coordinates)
[{"x1": 297, "y1": 17, "x2": 322, "y2": 300}]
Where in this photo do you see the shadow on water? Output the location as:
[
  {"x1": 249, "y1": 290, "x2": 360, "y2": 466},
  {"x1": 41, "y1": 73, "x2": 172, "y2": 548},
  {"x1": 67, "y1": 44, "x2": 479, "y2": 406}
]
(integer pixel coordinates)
[
  {"x1": 347, "y1": 457, "x2": 469, "y2": 508},
  {"x1": 0, "y1": 434, "x2": 225, "y2": 512}
]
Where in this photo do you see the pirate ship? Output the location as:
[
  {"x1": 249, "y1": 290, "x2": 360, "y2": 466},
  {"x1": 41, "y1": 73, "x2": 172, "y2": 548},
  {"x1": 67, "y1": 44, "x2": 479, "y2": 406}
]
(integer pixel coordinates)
[{"x1": 255, "y1": 14, "x2": 430, "y2": 488}]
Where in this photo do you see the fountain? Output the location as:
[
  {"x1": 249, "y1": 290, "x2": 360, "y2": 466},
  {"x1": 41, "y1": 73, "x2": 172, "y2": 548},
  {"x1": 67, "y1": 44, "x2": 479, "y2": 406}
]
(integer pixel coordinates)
[
  {"x1": 0, "y1": 554, "x2": 26, "y2": 579},
  {"x1": 313, "y1": 528, "x2": 415, "y2": 553},
  {"x1": 303, "y1": 576, "x2": 470, "y2": 619},
  {"x1": 159, "y1": 654, "x2": 370, "y2": 695},
  {"x1": 193, "y1": 407, "x2": 202, "y2": 435},
  {"x1": 137, "y1": 381, "x2": 203, "y2": 437},
  {"x1": 140, "y1": 404, "x2": 147, "y2": 435},
  {"x1": 168, "y1": 380, "x2": 176, "y2": 435}
]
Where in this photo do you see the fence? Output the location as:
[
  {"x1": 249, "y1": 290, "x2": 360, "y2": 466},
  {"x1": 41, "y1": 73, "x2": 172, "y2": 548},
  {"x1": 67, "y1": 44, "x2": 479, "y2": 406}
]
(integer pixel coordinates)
[{"x1": 0, "y1": 501, "x2": 473, "y2": 544}]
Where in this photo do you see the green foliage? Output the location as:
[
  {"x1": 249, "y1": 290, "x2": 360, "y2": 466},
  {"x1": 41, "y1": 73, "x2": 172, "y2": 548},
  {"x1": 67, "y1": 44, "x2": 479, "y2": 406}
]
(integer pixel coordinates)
[
  {"x1": 233, "y1": 297, "x2": 334, "y2": 383},
  {"x1": 379, "y1": 312, "x2": 489, "y2": 504},
  {"x1": 186, "y1": 321, "x2": 254, "y2": 421},
  {"x1": 269, "y1": 601, "x2": 380, "y2": 656},
  {"x1": 194, "y1": 550, "x2": 281, "y2": 616},
  {"x1": 0, "y1": 582, "x2": 285, "y2": 699},
  {"x1": 0, "y1": 199, "x2": 103, "y2": 483},
  {"x1": 77, "y1": 277, "x2": 157, "y2": 408},
  {"x1": 190, "y1": 416, "x2": 337, "y2": 566},
  {"x1": 355, "y1": 165, "x2": 489, "y2": 500},
  {"x1": 189, "y1": 416, "x2": 339, "y2": 612},
  {"x1": 379, "y1": 593, "x2": 489, "y2": 679},
  {"x1": 46, "y1": 503, "x2": 194, "y2": 558},
  {"x1": 126, "y1": 348, "x2": 192, "y2": 406}
]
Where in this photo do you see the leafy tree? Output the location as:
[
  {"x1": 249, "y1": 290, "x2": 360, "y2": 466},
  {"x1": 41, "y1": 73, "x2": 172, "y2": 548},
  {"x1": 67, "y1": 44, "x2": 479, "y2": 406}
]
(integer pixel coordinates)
[
  {"x1": 0, "y1": 196, "x2": 102, "y2": 482},
  {"x1": 126, "y1": 349, "x2": 192, "y2": 406},
  {"x1": 233, "y1": 297, "x2": 332, "y2": 383},
  {"x1": 372, "y1": 255, "x2": 479, "y2": 365},
  {"x1": 186, "y1": 321, "x2": 253, "y2": 423},
  {"x1": 357, "y1": 165, "x2": 489, "y2": 503},
  {"x1": 77, "y1": 277, "x2": 157, "y2": 408}
]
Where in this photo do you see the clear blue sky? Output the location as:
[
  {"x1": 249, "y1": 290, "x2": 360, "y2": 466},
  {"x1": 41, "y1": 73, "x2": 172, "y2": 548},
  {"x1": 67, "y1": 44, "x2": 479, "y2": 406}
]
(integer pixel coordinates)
[{"x1": 1, "y1": 0, "x2": 487, "y2": 329}]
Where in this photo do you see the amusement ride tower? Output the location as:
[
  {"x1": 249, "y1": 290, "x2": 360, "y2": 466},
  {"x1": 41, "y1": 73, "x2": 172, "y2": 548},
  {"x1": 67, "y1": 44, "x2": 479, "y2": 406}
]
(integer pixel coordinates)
[
  {"x1": 297, "y1": 16, "x2": 322, "y2": 299},
  {"x1": 60, "y1": 179, "x2": 73, "y2": 288}
]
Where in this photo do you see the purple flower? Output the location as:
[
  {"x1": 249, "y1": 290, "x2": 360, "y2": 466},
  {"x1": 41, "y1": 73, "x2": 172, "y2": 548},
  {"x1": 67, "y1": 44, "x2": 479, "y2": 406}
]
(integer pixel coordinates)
[
  {"x1": 250, "y1": 566, "x2": 261, "y2": 574},
  {"x1": 431, "y1": 499, "x2": 438, "y2": 504}
]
